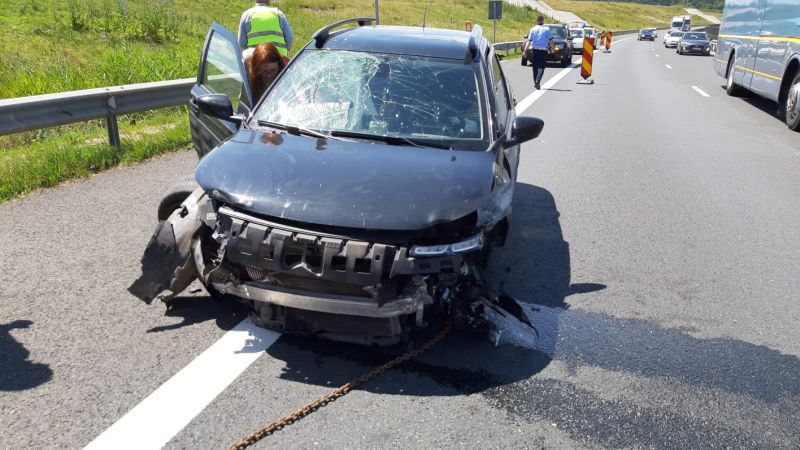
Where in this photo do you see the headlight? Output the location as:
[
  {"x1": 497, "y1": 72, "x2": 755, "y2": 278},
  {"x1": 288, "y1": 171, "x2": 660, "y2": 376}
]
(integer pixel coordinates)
[{"x1": 410, "y1": 234, "x2": 483, "y2": 257}]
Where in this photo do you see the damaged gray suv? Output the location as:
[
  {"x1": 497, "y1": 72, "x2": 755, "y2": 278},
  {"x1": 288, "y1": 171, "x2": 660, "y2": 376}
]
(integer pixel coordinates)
[{"x1": 130, "y1": 19, "x2": 544, "y2": 345}]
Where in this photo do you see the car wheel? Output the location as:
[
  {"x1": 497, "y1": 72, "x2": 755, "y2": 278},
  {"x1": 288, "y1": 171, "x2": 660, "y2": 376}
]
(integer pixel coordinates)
[
  {"x1": 725, "y1": 56, "x2": 745, "y2": 97},
  {"x1": 157, "y1": 177, "x2": 200, "y2": 221},
  {"x1": 784, "y1": 72, "x2": 800, "y2": 131}
]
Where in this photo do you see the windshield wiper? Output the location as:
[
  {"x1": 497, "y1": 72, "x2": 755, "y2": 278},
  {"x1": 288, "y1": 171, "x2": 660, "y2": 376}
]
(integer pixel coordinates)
[
  {"x1": 256, "y1": 120, "x2": 336, "y2": 140},
  {"x1": 327, "y1": 130, "x2": 452, "y2": 150}
]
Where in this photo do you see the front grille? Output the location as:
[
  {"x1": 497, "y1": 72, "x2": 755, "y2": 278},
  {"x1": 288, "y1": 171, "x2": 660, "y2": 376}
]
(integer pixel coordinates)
[{"x1": 216, "y1": 206, "x2": 464, "y2": 302}]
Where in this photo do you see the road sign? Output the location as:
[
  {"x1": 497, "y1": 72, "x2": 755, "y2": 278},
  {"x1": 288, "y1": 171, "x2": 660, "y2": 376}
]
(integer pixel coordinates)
[
  {"x1": 577, "y1": 37, "x2": 594, "y2": 84},
  {"x1": 488, "y1": 1, "x2": 502, "y2": 19}
]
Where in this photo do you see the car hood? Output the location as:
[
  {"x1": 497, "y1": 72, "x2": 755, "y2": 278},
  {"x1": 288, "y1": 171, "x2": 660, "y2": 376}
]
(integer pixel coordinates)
[
  {"x1": 682, "y1": 39, "x2": 709, "y2": 45},
  {"x1": 194, "y1": 130, "x2": 495, "y2": 230}
]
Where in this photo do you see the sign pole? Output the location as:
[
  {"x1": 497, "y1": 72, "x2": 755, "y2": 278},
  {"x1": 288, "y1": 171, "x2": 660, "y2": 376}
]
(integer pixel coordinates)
[{"x1": 488, "y1": 1, "x2": 502, "y2": 42}]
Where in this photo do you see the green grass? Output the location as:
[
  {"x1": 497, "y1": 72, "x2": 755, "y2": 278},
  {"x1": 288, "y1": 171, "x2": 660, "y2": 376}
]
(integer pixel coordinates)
[
  {"x1": 545, "y1": 0, "x2": 720, "y2": 30},
  {"x1": 0, "y1": 108, "x2": 191, "y2": 202},
  {"x1": 0, "y1": 0, "x2": 551, "y2": 202},
  {"x1": 0, "y1": 0, "x2": 549, "y2": 98}
]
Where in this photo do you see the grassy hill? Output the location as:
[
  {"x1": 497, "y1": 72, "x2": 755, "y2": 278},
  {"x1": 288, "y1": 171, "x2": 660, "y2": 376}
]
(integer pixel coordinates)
[
  {"x1": 0, "y1": 0, "x2": 548, "y2": 201},
  {"x1": 0, "y1": 0, "x2": 546, "y2": 98},
  {"x1": 545, "y1": 0, "x2": 720, "y2": 30}
]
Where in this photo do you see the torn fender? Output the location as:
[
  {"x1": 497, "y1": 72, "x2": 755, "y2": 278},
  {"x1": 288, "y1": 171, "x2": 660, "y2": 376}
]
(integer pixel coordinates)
[{"x1": 128, "y1": 189, "x2": 210, "y2": 304}]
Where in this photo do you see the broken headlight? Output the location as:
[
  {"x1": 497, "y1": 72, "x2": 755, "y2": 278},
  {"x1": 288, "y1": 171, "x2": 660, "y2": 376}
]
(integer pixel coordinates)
[{"x1": 410, "y1": 234, "x2": 483, "y2": 257}]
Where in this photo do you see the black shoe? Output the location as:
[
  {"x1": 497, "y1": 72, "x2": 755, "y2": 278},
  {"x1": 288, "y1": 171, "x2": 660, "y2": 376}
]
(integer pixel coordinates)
[{"x1": 535, "y1": 81, "x2": 541, "y2": 90}]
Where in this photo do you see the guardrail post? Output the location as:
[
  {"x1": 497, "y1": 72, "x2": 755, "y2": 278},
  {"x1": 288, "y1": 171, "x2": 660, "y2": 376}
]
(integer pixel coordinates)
[
  {"x1": 106, "y1": 114, "x2": 120, "y2": 147},
  {"x1": 105, "y1": 94, "x2": 120, "y2": 147}
]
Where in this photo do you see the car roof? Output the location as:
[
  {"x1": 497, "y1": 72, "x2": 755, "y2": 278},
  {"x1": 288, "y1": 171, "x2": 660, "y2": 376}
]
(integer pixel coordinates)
[{"x1": 319, "y1": 25, "x2": 486, "y2": 60}]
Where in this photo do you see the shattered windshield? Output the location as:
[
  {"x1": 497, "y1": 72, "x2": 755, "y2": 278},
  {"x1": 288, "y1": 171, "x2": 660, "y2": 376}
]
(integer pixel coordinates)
[{"x1": 254, "y1": 50, "x2": 486, "y2": 149}]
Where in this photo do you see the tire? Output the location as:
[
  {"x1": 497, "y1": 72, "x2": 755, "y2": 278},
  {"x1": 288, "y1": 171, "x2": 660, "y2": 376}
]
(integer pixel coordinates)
[
  {"x1": 157, "y1": 177, "x2": 200, "y2": 221},
  {"x1": 785, "y1": 72, "x2": 800, "y2": 131},
  {"x1": 725, "y1": 55, "x2": 745, "y2": 97}
]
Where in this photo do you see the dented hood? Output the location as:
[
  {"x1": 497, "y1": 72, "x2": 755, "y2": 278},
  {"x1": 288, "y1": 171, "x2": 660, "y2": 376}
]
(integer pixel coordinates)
[{"x1": 194, "y1": 130, "x2": 494, "y2": 230}]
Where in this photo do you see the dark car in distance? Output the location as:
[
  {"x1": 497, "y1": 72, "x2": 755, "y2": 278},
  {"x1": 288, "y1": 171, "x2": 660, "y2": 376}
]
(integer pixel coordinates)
[
  {"x1": 521, "y1": 23, "x2": 574, "y2": 67},
  {"x1": 130, "y1": 19, "x2": 545, "y2": 345},
  {"x1": 677, "y1": 31, "x2": 711, "y2": 55},
  {"x1": 638, "y1": 28, "x2": 657, "y2": 41}
]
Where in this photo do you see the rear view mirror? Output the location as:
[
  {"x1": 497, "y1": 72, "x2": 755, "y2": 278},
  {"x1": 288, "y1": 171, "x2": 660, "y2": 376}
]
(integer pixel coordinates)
[
  {"x1": 195, "y1": 94, "x2": 240, "y2": 125},
  {"x1": 506, "y1": 116, "x2": 544, "y2": 147}
]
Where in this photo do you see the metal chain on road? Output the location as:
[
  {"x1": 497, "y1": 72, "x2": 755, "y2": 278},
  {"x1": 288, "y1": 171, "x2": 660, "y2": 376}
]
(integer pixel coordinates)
[{"x1": 227, "y1": 319, "x2": 453, "y2": 450}]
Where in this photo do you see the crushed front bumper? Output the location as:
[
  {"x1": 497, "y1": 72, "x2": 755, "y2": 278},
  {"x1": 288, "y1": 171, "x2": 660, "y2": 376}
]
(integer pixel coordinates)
[{"x1": 129, "y1": 193, "x2": 480, "y2": 344}]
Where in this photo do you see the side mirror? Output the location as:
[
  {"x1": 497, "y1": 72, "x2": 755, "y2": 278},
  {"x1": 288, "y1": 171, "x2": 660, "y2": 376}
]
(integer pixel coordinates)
[
  {"x1": 505, "y1": 116, "x2": 544, "y2": 148},
  {"x1": 195, "y1": 94, "x2": 241, "y2": 125}
]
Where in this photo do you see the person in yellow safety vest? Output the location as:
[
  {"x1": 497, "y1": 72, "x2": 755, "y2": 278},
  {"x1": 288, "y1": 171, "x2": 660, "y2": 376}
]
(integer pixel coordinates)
[{"x1": 237, "y1": 1, "x2": 294, "y2": 56}]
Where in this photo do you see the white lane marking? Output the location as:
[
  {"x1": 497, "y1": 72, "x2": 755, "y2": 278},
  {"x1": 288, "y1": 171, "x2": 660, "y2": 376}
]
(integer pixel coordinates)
[
  {"x1": 512, "y1": 36, "x2": 635, "y2": 115},
  {"x1": 612, "y1": 36, "x2": 635, "y2": 44},
  {"x1": 692, "y1": 86, "x2": 711, "y2": 97},
  {"x1": 84, "y1": 318, "x2": 280, "y2": 450},
  {"x1": 656, "y1": 54, "x2": 661, "y2": 58},
  {"x1": 514, "y1": 59, "x2": 580, "y2": 115},
  {"x1": 665, "y1": 64, "x2": 672, "y2": 69}
]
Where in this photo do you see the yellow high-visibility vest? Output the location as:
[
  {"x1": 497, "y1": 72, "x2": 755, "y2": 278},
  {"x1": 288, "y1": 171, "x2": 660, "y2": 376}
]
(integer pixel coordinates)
[{"x1": 247, "y1": 8, "x2": 288, "y2": 56}]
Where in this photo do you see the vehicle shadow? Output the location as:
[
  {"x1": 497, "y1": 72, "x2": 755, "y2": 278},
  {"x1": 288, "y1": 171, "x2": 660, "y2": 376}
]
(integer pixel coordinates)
[
  {"x1": 146, "y1": 294, "x2": 248, "y2": 333},
  {"x1": 717, "y1": 85, "x2": 785, "y2": 125},
  {"x1": 259, "y1": 183, "x2": 800, "y2": 446},
  {"x1": 263, "y1": 183, "x2": 800, "y2": 399},
  {"x1": 0, "y1": 320, "x2": 53, "y2": 391}
]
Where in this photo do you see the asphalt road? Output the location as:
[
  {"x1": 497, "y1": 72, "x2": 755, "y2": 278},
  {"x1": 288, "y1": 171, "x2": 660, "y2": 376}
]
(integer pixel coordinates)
[{"x1": 2, "y1": 36, "x2": 799, "y2": 449}]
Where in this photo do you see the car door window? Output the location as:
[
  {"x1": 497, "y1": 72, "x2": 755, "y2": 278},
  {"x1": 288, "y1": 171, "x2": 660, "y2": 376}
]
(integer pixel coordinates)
[
  {"x1": 201, "y1": 30, "x2": 246, "y2": 109},
  {"x1": 491, "y1": 55, "x2": 510, "y2": 131}
]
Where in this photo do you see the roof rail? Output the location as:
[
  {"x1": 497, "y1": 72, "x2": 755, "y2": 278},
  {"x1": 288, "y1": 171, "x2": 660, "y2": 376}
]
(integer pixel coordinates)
[
  {"x1": 468, "y1": 25, "x2": 483, "y2": 58},
  {"x1": 312, "y1": 17, "x2": 378, "y2": 48}
]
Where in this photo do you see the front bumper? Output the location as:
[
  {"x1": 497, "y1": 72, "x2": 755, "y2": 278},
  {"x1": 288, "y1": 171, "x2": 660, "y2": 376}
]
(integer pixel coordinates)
[
  {"x1": 213, "y1": 281, "x2": 422, "y2": 319},
  {"x1": 547, "y1": 48, "x2": 567, "y2": 61},
  {"x1": 681, "y1": 46, "x2": 710, "y2": 54}
]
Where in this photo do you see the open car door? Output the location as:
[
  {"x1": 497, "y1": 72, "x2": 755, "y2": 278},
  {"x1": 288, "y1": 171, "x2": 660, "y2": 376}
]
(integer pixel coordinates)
[{"x1": 190, "y1": 23, "x2": 254, "y2": 159}]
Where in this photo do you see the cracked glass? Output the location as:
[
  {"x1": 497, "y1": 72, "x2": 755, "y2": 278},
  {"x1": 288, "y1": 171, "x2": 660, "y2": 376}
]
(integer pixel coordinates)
[{"x1": 255, "y1": 50, "x2": 487, "y2": 149}]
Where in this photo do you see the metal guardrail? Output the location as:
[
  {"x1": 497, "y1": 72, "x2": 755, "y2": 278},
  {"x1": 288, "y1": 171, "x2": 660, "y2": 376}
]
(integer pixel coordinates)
[
  {"x1": 0, "y1": 28, "x2": 662, "y2": 147},
  {"x1": 0, "y1": 77, "x2": 195, "y2": 146}
]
